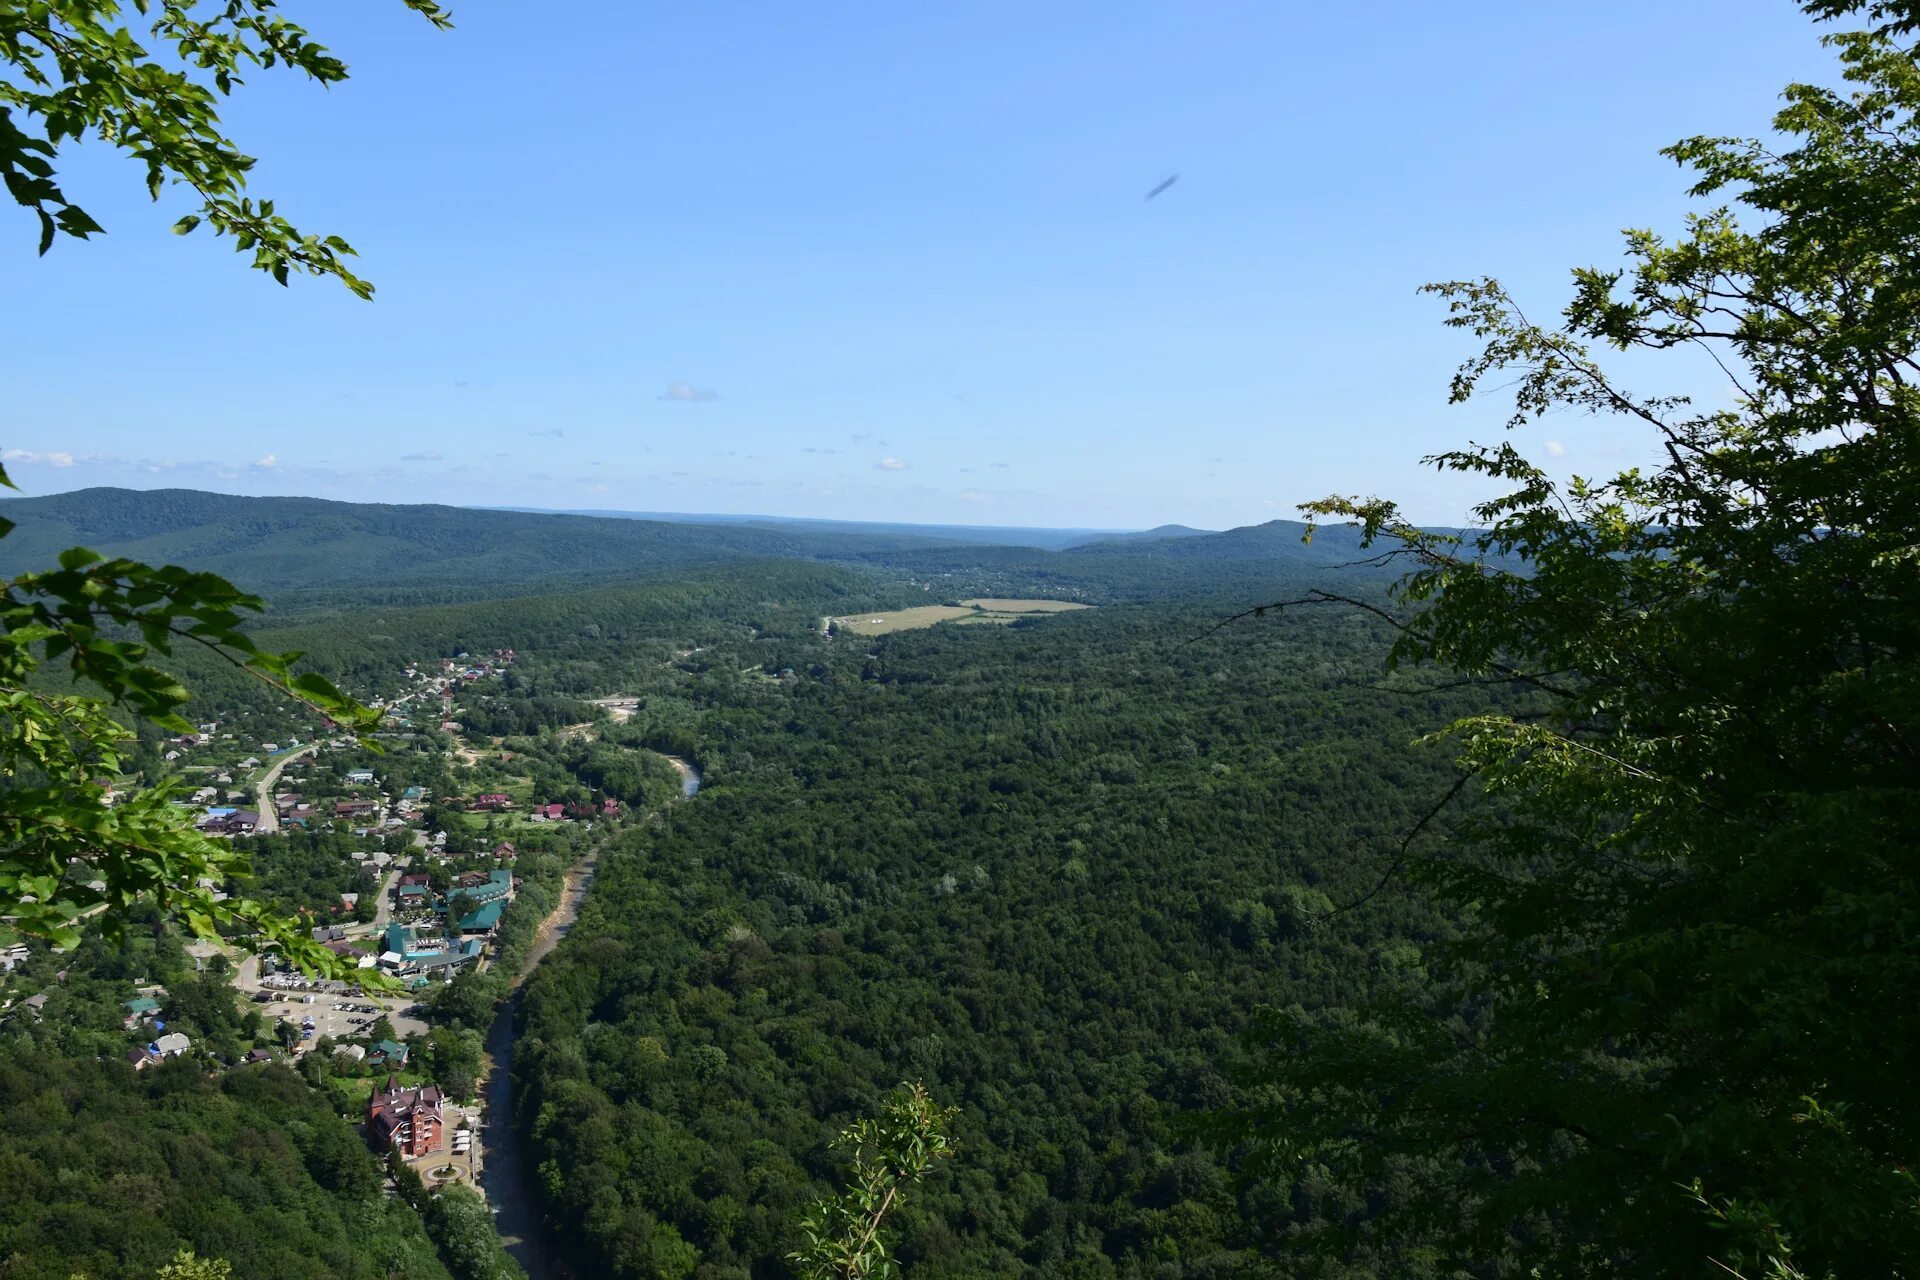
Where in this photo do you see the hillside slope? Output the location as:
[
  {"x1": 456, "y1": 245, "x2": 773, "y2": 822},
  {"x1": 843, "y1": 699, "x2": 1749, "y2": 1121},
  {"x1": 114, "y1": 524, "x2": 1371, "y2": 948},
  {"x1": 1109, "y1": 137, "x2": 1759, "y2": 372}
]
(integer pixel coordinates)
[{"x1": 0, "y1": 488, "x2": 949, "y2": 598}]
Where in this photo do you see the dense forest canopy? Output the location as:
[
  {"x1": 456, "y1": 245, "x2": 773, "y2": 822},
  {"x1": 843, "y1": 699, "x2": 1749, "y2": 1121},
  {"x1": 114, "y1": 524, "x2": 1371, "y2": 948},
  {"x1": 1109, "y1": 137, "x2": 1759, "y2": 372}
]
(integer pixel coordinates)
[{"x1": 507, "y1": 585, "x2": 1481, "y2": 1278}]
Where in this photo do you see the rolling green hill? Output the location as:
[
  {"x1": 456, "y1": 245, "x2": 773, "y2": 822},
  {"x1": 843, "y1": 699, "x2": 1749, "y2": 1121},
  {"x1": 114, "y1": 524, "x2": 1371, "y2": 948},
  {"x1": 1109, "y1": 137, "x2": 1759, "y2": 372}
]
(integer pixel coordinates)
[
  {"x1": 0, "y1": 488, "x2": 953, "y2": 603},
  {"x1": 0, "y1": 489, "x2": 1411, "y2": 613}
]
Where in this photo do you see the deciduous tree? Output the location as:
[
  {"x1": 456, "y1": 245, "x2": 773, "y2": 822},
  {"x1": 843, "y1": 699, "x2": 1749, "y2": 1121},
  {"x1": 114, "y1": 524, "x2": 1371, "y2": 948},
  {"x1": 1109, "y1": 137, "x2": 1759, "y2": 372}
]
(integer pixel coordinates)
[{"x1": 1224, "y1": 4, "x2": 1920, "y2": 1275}]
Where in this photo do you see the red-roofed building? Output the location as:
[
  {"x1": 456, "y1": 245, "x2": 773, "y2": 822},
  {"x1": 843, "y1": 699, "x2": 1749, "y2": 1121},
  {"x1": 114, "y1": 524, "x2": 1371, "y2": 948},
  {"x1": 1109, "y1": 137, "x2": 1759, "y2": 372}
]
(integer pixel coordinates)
[
  {"x1": 472, "y1": 793, "x2": 513, "y2": 812},
  {"x1": 365, "y1": 1077, "x2": 445, "y2": 1157}
]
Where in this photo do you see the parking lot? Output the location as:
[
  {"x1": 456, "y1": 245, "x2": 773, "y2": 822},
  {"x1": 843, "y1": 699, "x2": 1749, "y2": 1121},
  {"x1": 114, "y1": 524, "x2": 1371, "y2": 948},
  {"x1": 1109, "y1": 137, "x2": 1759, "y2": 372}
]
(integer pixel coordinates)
[
  {"x1": 234, "y1": 952, "x2": 429, "y2": 1047},
  {"x1": 252, "y1": 990, "x2": 427, "y2": 1046}
]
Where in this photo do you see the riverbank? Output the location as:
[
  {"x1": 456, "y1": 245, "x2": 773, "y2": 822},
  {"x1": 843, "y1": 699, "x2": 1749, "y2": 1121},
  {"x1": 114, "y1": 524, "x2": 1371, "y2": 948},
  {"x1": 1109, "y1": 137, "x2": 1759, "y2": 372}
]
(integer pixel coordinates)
[{"x1": 476, "y1": 754, "x2": 701, "y2": 1280}]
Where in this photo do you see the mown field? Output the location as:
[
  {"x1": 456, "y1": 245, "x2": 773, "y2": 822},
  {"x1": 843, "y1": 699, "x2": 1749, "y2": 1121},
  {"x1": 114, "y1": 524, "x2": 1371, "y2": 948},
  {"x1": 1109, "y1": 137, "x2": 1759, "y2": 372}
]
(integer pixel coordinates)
[
  {"x1": 831, "y1": 599, "x2": 1093, "y2": 635},
  {"x1": 960, "y1": 598, "x2": 1092, "y2": 612}
]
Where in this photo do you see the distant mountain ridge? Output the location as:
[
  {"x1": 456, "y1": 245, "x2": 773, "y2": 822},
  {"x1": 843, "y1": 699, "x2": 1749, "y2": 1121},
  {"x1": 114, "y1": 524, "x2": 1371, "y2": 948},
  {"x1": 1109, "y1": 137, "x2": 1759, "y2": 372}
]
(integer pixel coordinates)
[
  {"x1": 1068, "y1": 523, "x2": 1214, "y2": 546},
  {"x1": 0, "y1": 489, "x2": 1431, "y2": 606},
  {"x1": 488, "y1": 506, "x2": 1137, "y2": 552},
  {"x1": 1072, "y1": 518, "x2": 1374, "y2": 560},
  {"x1": 0, "y1": 488, "x2": 957, "y2": 597}
]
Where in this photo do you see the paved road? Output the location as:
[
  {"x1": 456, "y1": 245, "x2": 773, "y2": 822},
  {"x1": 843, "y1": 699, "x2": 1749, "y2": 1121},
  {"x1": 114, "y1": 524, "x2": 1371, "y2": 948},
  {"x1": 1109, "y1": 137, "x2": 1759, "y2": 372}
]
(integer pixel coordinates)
[
  {"x1": 252, "y1": 742, "x2": 319, "y2": 834},
  {"x1": 370, "y1": 865, "x2": 403, "y2": 928}
]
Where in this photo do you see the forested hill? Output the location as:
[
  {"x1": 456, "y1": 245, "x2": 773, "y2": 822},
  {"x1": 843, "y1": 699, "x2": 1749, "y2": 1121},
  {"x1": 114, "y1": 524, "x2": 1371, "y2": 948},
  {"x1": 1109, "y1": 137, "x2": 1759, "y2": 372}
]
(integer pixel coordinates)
[
  {"x1": 1071, "y1": 519, "x2": 1381, "y2": 561},
  {"x1": 511, "y1": 591, "x2": 1476, "y2": 1277},
  {"x1": 0, "y1": 488, "x2": 1418, "y2": 610},
  {"x1": 1065, "y1": 523, "x2": 1213, "y2": 546},
  {"x1": 511, "y1": 508, "x2": 1139, "y2": 552},
  {"x1": 0, "y1": 488, "x2": 960, "y2": 602}
]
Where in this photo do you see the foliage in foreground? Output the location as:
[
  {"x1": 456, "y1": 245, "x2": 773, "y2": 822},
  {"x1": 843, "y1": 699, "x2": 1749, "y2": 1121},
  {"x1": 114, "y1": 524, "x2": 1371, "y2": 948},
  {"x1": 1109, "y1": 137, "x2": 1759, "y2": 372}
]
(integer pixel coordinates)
[
  {"x1": 791, "y1": 1083, "x2": 959, "y2": 1280},
  {"x1": 0, "y1": 471, "x2": 380, "y2": 973},
  {"x1": 1, "y1": 0, "x2": 450, "y2": 296},
  {"x1": 1224, "y1": 7, "x2": 1920, "y2": 1276}
]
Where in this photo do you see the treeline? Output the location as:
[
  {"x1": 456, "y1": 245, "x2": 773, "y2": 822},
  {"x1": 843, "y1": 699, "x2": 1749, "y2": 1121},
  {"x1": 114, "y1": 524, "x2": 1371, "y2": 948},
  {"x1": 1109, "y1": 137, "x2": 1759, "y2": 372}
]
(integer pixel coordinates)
[{"x1": 511, "y1": 589, "x2": 1479, "y2": 1277}]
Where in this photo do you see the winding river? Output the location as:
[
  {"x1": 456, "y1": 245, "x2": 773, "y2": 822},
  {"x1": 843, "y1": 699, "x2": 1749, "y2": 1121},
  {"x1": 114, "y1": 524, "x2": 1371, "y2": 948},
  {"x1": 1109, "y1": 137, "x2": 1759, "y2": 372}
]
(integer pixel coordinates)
[{"x1": 479, "y1": 755, "x2": 701, "y2": 1279}]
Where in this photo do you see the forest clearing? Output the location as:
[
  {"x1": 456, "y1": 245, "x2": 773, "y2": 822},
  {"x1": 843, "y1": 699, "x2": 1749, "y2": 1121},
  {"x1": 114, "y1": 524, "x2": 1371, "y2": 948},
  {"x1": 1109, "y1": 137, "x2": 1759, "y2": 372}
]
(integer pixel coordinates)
[{"x1": 831, "y1": 600, "x2": 1094, "y2": 634}]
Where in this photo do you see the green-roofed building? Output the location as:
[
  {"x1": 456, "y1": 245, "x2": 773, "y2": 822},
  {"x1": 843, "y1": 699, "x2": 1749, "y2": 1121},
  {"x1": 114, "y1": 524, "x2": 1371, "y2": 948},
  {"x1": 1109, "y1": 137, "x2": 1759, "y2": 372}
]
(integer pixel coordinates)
[
  {"x1": 368, "y1": 1039, "x2": 409, "y2": 1067},
  {"x1": 457, "y1": 899, "x2": 505, "y2": 935}
]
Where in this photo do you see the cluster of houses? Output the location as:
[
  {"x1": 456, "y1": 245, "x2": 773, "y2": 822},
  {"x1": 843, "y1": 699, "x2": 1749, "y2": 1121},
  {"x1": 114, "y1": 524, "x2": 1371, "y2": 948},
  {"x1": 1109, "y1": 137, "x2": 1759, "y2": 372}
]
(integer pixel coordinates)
[
  {"x1": 402, "y1": 648, "x2": 517, "y2": 733},
  {"x1": 369, "y1": 867, "x2": 516, "y2": 984},
  {"x1": 470, "y1": 792, "x2": 617, "y2": 821},
  {"x1": 117, "y1": 990, "x2": 196, "y2": 1071}
]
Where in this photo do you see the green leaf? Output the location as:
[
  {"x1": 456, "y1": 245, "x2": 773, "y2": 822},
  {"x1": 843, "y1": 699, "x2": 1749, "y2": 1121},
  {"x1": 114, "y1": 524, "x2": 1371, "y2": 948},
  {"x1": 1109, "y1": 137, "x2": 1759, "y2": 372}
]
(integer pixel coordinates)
[{"x1": 56, "y1": 547, "x2": 103, "y2": 571}]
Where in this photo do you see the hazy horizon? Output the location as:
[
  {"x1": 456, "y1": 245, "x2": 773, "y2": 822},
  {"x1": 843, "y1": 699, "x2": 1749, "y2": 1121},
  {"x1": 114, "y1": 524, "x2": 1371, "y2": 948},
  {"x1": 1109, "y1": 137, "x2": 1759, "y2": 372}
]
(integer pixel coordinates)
[{"x1": 2, "y1": 483, "x2": 1216, "y2": 537}]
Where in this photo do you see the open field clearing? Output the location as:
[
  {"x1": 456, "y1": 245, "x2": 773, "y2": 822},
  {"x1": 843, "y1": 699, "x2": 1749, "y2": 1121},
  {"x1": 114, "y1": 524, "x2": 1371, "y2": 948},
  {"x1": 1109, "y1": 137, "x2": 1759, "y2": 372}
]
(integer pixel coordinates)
[
  {"x1": 831, "y1": 600, "x2": 1096, "y2": 635},
  {"x1": 960, "y1": 598, "x2": 1092, "y2": 612},
  {"x1": 830, "y1": 605, "x2": 977, "y2": 634}
]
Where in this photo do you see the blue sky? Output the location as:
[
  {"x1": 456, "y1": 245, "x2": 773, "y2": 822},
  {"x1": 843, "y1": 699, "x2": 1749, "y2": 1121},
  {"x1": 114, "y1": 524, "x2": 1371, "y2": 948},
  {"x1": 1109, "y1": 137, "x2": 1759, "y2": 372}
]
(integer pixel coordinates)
[{"x1": 2, "y1": 1, "x2": 1840, "y2": 528}]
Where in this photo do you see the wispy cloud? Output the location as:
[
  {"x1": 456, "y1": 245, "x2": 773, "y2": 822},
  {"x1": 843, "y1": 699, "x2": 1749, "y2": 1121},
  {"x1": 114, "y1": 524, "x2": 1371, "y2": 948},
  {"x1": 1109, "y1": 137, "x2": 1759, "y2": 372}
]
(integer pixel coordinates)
[
  {"x1": 851, "y1": 432, "x2": 889, "y2": 447},
  {"x1": 401, "y1": 450, "x2": 445, "y2": 462},
  {"x1": 1, "y1": 448, "x2": 77, "y2": 467},
  {"x1": 530, "y1": 428, "x2": 565, "y2": 439},
  {"x1": 254, "y1": 453, "x2": 280, "y2": 470},
  {"x1": 876, "y1": 457, "x2": 909, "y2": 472},
  {"x1": 988, "y1": 461, "x2": 1010, "y2": 470},
  {"x1": 661, "y1": 381, "x2": 719, "y2": 403},
  {"x1": 1544, "y1": 440, "x2": 1567, "y2": 458}
]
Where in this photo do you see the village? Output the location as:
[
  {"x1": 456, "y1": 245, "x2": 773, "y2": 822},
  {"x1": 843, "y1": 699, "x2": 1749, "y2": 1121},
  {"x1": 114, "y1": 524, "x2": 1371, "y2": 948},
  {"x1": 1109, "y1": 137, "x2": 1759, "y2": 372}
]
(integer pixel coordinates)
[{"x1": 0, "y1": 639, "x2": 642, "y2": 1195}]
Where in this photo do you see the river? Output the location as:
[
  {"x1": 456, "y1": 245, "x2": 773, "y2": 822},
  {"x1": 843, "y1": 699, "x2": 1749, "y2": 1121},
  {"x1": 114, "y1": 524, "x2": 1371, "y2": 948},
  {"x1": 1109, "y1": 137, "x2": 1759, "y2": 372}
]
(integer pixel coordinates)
[{"x1": 479, "y1": 756, "x2": 701, "y2": 1279}]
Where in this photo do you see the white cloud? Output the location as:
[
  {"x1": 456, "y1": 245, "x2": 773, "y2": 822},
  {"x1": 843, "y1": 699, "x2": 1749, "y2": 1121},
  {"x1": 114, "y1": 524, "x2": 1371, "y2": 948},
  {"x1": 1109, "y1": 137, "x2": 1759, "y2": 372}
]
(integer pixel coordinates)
[
  {"x1": 876, "y1": 457, "x2": 909, "y2": 472},
  {"x1": 1544, "y1": 440, "x2": 1567, "y2": 458},
  {"x1": 661, "y1": 381, "x2": 719, "y2": 403},
  {"x1": 401, "y1": 450, "x2": 445, "y2": 462},
  {"x1": 530, "y1": 428, "x2": 565, "y2": 438},
  {"x1": 958, "y1": 489, "x2": 990, "y2": 503},
  {"x1": 988, "y1": 461, "x2": 1010, "y2": 470},
  {"x1": 1, "y1": 449, "x2": 76, "y2": 467},
  {"x1": 254, "y1": 453, "x2": 279, "y2": 469}
]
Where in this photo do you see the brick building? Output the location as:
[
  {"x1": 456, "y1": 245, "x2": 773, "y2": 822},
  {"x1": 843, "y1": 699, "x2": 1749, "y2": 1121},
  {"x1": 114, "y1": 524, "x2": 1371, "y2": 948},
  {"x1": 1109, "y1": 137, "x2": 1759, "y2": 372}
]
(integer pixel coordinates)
[{"x1": 365, "y1": 1076, "x2": 446, "y2": 1158}]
